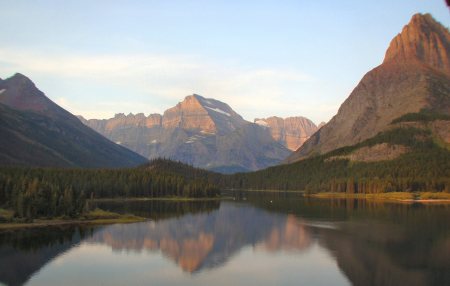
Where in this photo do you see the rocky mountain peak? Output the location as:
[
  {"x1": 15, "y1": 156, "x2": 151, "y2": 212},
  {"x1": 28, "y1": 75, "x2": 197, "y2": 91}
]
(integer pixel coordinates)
[
  {"x1": 7, "y1": 73, "x2": 36, "y2": 87},
  {"x1": 383, "y1": 13, "x2": 450, "y2": 74},
  {"x1": 0, "y1": 73, "x2": 66, "y2": 116},
  {"x1": 254, "y1": 116, "x2": 318, "y2": 151},
  {"x1": 162, "y1": 94, "x2": 246, "y2": 134}
]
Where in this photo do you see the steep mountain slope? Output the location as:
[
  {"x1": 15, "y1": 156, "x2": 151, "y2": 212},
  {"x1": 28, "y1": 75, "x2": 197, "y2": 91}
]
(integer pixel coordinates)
[
  {"x1": 81, "y1": 94, "x2": 291, "y2": 173},
  {"x1": 0, "y1": 73, "x2": 148, "y2": 168},
  {"x1": 0, "y1": 73, "x2": 69, "y2": 119},
  {"x1": 254, "y1": 116, "x2": 318, "y2": 150},
  {"x1": 286, "y1": 13, "x2": 450, "y2": 163}
]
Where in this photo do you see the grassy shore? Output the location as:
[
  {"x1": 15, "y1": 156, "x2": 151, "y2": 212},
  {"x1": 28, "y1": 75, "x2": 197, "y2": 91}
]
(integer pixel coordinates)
[
  {"x1": 0, "y1": 208, "x2": 146, "y2": 231},
  {"x1": 309, "y1": 192, "x2": 450, "y2": 203}
]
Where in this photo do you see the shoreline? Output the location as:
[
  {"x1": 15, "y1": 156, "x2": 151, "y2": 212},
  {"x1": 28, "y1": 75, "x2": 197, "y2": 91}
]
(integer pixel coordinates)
[
  {"x1": 0, "y1": 197, "x2": 220, "y2": 231},
  {"x1": 91, "y1": 197, "x2": 221, "y2": 202},
  {"x1": 224, "y1": 190, "x2": 450, "y2": 203},
  {"x1": 308, "y1": 192, "x2": 450, "y2": 204},
  {"x1": 2, "y1": 192, "x2": 449, "y2": 230},
  {"x1": 223, "y1": 189, "x2": 306, "y2": 194},
  {"x1": 0, "y1": 209, "x2": 147, "y2": 231}
]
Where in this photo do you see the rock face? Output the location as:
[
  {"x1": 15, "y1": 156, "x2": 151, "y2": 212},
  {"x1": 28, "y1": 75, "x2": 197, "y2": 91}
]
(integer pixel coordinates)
[
  {"x1": 384, "y1": 13, "x2": 450, "y2": 74},
  {"x1": 286, "y1": 13, "x2": 450, "y2": 163},
  {"x1": 254, "y1": 116, "x2": 318, "y2": 151},
  {"x1": 0, "y1": 73, "x2": 148, "y2": 168},
  {"x1": 81, "y1": 94, "x2": 291, "y2": 173}
]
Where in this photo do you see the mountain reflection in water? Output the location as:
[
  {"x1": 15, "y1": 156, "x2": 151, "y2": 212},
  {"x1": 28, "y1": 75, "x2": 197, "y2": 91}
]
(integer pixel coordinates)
[
  {"x1": 87, "y1": 204, "x2": 312, "y2": 273},
  {"x1": 0, "y1": 196, "x2": 449, "y2": 286}
]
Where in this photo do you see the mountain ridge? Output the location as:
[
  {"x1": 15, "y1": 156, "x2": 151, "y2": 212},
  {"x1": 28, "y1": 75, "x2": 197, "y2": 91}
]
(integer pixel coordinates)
[{"x1": 0, "y1": 73, "x2": 148, "y2": 168}]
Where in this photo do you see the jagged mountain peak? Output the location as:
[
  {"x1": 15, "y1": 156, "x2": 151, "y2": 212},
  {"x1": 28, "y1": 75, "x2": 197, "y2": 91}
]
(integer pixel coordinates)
[
  {"x1": 185, "y1": 93, "x2": 241, "y2": 119},
  {"x1": 254, "y1": 116, "x2": 318, "y2": 151},
  {"x1": 383, "y1": 13, "x2": 450, "y2": 74}
]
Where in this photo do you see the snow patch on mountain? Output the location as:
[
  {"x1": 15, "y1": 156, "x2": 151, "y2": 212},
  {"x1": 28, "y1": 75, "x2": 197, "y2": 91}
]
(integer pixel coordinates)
[
  {"x1": 204, "y1": 106, "x2": 231, "y2": 117},
  {"x1": 255, "y1": 120, "x2": 269, "y2": 127}
]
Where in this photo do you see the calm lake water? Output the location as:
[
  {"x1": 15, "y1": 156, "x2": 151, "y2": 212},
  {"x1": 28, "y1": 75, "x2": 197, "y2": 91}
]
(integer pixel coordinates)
[{"x1": 1, "y1": 192, "x2": 449, "y2": 286}]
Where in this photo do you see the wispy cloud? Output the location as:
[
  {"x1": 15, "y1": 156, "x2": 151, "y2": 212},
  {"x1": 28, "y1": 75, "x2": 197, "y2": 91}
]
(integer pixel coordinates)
[{"x1": 0, "y1": 48, "x2": 336, "y2": 123}]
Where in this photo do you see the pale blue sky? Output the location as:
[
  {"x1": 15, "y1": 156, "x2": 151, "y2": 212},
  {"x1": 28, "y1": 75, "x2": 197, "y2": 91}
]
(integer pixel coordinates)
[{"x1": 0, "y1": 0, "x2": 449, "y2": 123}]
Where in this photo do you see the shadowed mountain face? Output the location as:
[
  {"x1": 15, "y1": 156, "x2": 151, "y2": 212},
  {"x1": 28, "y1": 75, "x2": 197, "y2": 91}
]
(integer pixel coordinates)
[
  {"x1": 0, "y1": 73, "x2": 70, "y2": 119},
  {"x1": 80, "y1": 94, "x2": 292, "y2": 173},
  {"x1": 0, "y1": 73, "x2": 148, "y2": 168},
  {"x1": 286, "y1": 13, "x2": 450, "y2": 163}
]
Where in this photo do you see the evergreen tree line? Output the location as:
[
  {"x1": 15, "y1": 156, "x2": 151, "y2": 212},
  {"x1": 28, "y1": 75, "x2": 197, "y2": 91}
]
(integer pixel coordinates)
[{"x1": 0, "y1": 159, "x2": 220, "y2": 219}]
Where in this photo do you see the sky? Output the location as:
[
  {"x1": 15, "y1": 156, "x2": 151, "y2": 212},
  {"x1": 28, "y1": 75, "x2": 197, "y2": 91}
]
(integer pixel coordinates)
[{"x1": 0, "y1": 1, "x2": 449, "y2": 124}]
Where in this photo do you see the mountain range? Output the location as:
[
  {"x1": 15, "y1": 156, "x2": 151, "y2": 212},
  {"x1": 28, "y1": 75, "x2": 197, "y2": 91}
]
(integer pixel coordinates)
[
  {"x1": 0, "y1": 72, "x2": 318, "y2": 172},
  {"x1": 0, "y1": 13, "x2": 447, "y2": 177},
  {"x1": 79, "y1": 95, "x2": 318, "y2": 172}
]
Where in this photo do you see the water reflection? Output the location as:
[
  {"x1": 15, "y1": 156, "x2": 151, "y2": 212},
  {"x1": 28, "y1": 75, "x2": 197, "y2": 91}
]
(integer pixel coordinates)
[
  {"x1": 0, "y1": 196, "x2": 449, "y2": 286},
  {"x1": 0, "y1": 227, "x2": 89, "y2": 286},
  {"x1": 87, "y1": 204, "x2": 313, "y2": 273}
]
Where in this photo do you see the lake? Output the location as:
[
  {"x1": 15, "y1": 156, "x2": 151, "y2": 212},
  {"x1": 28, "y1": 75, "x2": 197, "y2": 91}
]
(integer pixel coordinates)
[{"x1": 1, "y1": 192, "x2": 449, "y2": 286}]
